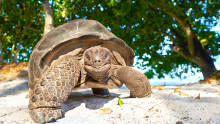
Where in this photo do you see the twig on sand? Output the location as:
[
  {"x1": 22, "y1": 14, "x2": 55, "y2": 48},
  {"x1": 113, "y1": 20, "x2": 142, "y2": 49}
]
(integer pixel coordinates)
[
  {"x1": 0, "y1": 114, "x2": 7, "y2": 118},
  {"x1": 148, "y1": 92, "x2": 172, "y2": 111},
  {"x1": 0, "y1": 107, "x2": 26, "y2": 118}
]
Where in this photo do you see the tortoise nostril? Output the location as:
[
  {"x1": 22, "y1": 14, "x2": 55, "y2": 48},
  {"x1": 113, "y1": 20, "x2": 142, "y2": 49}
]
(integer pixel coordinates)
[{"x1": 94, "y1": 59, "x2": 101, "y2": 63}]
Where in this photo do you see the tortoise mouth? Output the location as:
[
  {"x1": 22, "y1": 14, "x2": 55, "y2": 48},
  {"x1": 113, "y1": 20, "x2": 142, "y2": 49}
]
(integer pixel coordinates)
[
  {"x1": 84, "y1": 64, "x2": 111, "y2": 81},
  {"x1": 84, "y1": 63, "x2": 111, "y2": 73}
]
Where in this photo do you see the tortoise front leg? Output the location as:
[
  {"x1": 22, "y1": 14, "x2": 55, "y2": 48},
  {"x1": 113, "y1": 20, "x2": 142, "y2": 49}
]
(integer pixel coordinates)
[
  {"x1": 28, "y1": 56, "x2": 80, "y2": 123},
  {"x1": 113, "y1": 66, "x2": 151, "y2": 98}
]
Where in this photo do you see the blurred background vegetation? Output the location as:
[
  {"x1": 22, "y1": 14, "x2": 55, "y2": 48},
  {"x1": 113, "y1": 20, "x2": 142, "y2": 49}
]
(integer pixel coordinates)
[{"x1": 0, "y1": 0, "x2": 219, "y2": 80}]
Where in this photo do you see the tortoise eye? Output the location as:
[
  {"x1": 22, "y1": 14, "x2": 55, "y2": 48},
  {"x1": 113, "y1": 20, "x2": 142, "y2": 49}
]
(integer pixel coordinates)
[
  {"x1": 104, "y1": 52, "x2": 109, "y2": 59},
  {"x1": 85, "y1": 53, "x2": 90, "y2": 60}
]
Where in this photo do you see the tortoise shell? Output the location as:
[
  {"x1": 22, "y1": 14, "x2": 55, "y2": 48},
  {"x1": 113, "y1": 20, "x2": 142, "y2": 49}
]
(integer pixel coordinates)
[{"x1": 28, "y1": 19, "x2": 134, "y2": 89}]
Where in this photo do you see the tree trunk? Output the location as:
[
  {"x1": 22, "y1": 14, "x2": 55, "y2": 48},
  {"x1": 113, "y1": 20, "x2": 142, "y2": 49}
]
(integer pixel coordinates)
[
  {"x1": 191, "y1": 38, "x2": 217, "y2": 79},
  {"x1": 199, "y1": 65, "x2": 216, "y2": 79},
  {"x1": 43, "y1": 0, "x2": 54, "y2": 36},
  {"x1": 195, "y1": 55, "x2": 216, "y2": 79},
  {"x1": 0, "y1": 41, "x2": 3, "y2": 63},
  {"x1": 10, "y1": 26, "x2": 28, "y2": 63},
  {"x1": 153, "y1": 3, "x2": 218, "y2": 79},
  {"x1": 11, "y1": 42, "x2": 17, "y2": 63},
  {"x1": 172, "y1": 35, "x2": 217, "y2": 79},
  {"x1": 11, "y1": 55, "x2": 17, "y2": 63},
  {"x1": 11, "y1": 41, "x2": 16, "y2": 63}
]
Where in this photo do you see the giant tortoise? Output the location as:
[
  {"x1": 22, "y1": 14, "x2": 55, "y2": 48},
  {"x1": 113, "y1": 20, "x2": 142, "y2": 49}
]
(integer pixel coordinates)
[{"x1": 28, "y1": 19, "x2": 151, "y2": 123}]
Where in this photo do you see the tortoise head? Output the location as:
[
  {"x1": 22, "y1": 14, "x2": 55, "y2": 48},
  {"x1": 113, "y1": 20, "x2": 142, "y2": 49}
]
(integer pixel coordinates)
[{"x1": 83, "y1": 46, "x2": 111, "y2": 82}]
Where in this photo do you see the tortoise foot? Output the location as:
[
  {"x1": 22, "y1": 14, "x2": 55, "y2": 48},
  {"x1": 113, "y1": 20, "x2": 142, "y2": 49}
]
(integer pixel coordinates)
[
  {"x1": 29, "y1": 108, "x2": 63, "y2": 123},
  {"x1": 92, "y1": 88, "x2": 110, "y2": 97}
]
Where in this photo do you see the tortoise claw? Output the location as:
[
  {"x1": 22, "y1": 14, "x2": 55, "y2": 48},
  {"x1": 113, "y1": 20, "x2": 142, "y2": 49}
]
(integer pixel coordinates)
[{"x1": 29, "y1": 108, "x2": 63, "y2": 123}]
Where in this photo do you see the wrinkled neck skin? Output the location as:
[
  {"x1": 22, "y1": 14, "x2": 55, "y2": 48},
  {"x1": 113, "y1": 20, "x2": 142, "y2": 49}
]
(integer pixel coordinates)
[{"x1": 84, "y1": 64, "x2": 111, "y2": 83}]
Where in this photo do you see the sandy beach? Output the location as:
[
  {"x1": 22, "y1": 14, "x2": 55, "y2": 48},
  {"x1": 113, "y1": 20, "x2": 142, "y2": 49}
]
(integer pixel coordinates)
[{"x1": 0, "y1": 78, "x2": 220, "y2": 124}]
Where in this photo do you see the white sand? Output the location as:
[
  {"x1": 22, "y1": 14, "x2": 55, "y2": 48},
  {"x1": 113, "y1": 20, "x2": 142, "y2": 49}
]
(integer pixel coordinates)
[{"x1": 0, "y1": 78, "x2": 220, "y2": 124}]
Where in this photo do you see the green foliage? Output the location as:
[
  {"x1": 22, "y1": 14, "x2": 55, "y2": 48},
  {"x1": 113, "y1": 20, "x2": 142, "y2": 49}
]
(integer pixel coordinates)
[
  {"x1": 0, "y1": 0, "x2": 219, "y2": 78},
  {"x1": 0, "y1": 0, "x2": 43, "y2": 62}
]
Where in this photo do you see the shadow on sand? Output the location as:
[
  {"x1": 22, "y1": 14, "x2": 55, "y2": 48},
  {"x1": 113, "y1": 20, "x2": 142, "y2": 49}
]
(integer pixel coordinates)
[
  {"x1": 0, "y1": 79, "x2": 123, "y2": 116},
  {"x1": 62, "y1": 90, "x2": 121, "y2": 113},
  {"x1": 0, "y1": 79, "x2": 28, "y2": 97}
]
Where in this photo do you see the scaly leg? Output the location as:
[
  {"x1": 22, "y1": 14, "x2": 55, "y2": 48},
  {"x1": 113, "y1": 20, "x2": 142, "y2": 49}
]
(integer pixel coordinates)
[
  {"x1": 113, "y1": 66, "x2": 151, "y2": 98},
  {"x1": 28, "y1": 55, "x2": 80, "y2": 123}
]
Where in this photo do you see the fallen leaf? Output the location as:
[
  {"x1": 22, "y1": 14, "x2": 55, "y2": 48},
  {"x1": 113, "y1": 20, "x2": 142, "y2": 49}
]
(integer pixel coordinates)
[
  {"x1": 174, "y1": 88, "x2": 189, "y2": 96},
  {"x1": 174, "y1": 88, "x2": 180, "y2": 93},
  {"x1": 183, "y1": 116, "x2": 188, "y2": 120},
  {"x1": 24, "y1": 90, "x2": 29, "y2": 93},
  {"x1": 158, "y1": 87, "x2": 163, "y2": 90},
  {"x1": 99, "y1": 107, "x2": 113, "y2": 114},
  {"x1": 117, "y1": 98, "x2": 124, "y2": 106},
  {"x1": 206, "y1": 119, "x2": 211, "y2": 124},
  {"x1": 179, "y1": 91, "x2": 190, "y2": 96},
  {"x1": 149, "y1": 107, "x2": 154, "y2": 111},
  {"x1": 117, "y1": 114, "x2": 121, "y2": 118},
  {"x1": 195, "y1": 93, "x2": 200, "y2": 99},
  {"x1": 152, "y1": 86, "x2": 164, "y2": 90}
]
